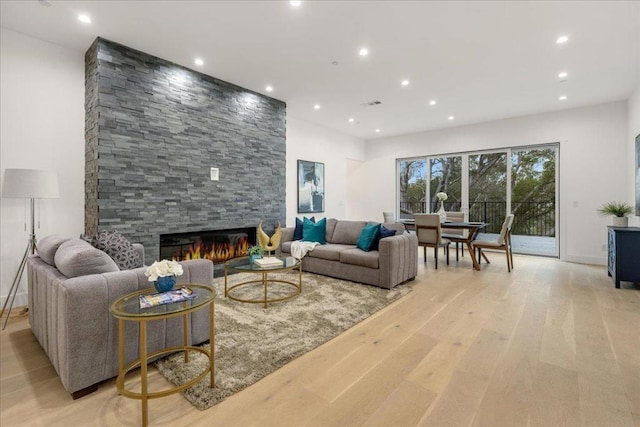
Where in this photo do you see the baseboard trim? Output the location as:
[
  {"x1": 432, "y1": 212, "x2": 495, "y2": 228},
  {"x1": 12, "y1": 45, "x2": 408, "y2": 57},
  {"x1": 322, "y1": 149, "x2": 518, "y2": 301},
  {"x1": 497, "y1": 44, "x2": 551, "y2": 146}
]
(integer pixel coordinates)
[
  {"x1": 561, "y1": 254, "x2": 607, "y2": 266},
  {"x1": 0, "y1": 291, "x2": 28, "y2": 312}
]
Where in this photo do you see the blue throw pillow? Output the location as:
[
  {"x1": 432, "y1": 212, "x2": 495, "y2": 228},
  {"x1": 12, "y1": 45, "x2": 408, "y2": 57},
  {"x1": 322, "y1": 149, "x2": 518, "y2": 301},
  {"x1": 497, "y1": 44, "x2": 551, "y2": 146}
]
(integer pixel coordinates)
[
  {"x1": 356, "y1": 223, "x2": 381, "y2": 252},
  {"x1": 294, "y1": 216, "x2": 315, "y2": 240},
  {"x1": 373, "y1": 225, "x2": 397, "y2": 250},
  {"x1": 302, "y1": 217, "x2": 326, "y2": 244}
]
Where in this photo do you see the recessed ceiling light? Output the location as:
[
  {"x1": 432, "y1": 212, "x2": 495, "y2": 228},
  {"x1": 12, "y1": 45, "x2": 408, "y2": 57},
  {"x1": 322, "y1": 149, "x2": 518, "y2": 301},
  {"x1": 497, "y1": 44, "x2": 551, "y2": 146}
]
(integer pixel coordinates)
[
  {"x1": 265, "y1": 85, "x2": 273, "y2": 92},
  {"x1": 448, "y1": 116, "x2": 454, "y2": 120},
  {"x1": 194, "y1": 58, "x2": 204, "y2": 66},
  {"x1": 290, "y1": 1, "x2": 301, "y2": 6},
  {"x1": 401, "y1": 79, "x2": 410, "y2": 86},
  {"x1": 556, "y1": 35, "x2": 569, "y2": 44},
  {"x1": 558, "y1": 71, "x2": 568, "y2": 81},
  {"x1": 359, "y1": 48, "x2": 369, "y2": 56},
  {"x1": 78, "y1": 14, "x2": 91, "y2": 24},
  {"x1": 429, "y1": 100, "x2": 437, "y2": 106},
  {"x1": 313, "y1": 104, "x2": 320, "y2": 110},
  {"x1": 348, "y1": 118, "x2": 355, "y2": 123},
  {"x1": 375, "y1": 129, "x2": 381, "y2": 133},
  {"x1": 559, "y1": 95, "x2": 567, "y2": 101}
]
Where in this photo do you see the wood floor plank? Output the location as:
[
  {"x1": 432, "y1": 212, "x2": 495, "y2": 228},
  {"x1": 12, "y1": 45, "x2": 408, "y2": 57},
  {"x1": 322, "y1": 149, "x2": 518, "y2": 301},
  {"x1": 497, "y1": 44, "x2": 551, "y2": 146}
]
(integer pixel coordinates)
[
  {"x1": 539, "y1": 292, "x2": 576, "y2": 371},
  {"x1": 600, "y1": 308, "x2": 640, "y2": 416},
  {"x1": 307, "y1": 333, "x2": 439, "y2": 426},
  {"x1": 418, "y1": 369, "x2": 489, "y2": 426},
  {"x1": 408, "y1": 297, "x2": 499, "y2": 394},
  {"x1": 455, "y1": 328, "x2": 511, "y2": 379},
  {"x1": 530, "y1": 362, "x2": 581, "y2": 427},
  {"x1": 471, "y1": 284, "x2": 550, "y2": 426},
  {"x1": 364, "y1": 380, "x2": 437, "y2": 427}
]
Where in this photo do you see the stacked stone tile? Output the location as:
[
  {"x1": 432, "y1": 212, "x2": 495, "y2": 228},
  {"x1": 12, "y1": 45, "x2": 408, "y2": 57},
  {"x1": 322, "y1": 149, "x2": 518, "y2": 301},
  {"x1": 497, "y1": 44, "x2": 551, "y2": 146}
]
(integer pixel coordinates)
[{"x1": 85, "y1": 38, "x2": 286, "y2": 262}]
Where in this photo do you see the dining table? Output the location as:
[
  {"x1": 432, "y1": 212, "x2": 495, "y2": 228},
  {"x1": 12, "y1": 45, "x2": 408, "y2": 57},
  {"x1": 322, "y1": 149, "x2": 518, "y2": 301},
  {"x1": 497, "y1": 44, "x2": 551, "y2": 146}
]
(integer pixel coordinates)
[{"x1": 400, "y1": 219, "x2": 488, "y2": 271}]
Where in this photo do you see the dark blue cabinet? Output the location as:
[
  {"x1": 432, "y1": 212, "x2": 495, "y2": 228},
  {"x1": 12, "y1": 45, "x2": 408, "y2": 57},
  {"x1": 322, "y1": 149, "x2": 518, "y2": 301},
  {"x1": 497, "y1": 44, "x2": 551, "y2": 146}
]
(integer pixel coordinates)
[{"x1": 607, "y1": 226, "x2": 640, "y2": 288}]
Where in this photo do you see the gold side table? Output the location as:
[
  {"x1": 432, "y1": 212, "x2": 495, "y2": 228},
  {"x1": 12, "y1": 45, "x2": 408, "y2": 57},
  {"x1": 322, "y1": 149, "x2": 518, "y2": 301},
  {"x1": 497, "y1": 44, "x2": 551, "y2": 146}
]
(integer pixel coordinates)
[
  {"x1": 224, "y1": 256, "x2": 302, "y2": 308},
  {"x1": 110, "y1": 284, "x2": 216, "y2": 427}
]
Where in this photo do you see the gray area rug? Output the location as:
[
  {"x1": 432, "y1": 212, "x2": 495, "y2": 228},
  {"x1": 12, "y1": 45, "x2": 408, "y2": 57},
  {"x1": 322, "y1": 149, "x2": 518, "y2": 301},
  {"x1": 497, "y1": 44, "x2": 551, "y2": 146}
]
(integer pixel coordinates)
[{"x1": 155, "y1": 271, "x2": 412, "y2": 410}]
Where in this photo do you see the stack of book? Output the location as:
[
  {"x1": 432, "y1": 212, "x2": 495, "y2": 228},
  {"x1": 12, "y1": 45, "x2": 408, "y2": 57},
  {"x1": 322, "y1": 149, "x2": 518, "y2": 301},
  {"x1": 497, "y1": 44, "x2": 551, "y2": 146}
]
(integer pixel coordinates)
[
  {"x1": 253, "y1": 257, "x2": 283, "y2": 267},
  {"x1": 139, "y1": 287, "x2": 196, "y2": 308}
]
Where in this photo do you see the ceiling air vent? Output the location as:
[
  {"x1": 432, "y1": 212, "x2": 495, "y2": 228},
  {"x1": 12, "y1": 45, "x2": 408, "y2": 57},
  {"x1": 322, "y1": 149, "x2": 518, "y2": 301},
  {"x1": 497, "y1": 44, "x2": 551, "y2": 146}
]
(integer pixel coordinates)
[{"x1": 361, "y1": 100, "x2": 382, "y2": 107}]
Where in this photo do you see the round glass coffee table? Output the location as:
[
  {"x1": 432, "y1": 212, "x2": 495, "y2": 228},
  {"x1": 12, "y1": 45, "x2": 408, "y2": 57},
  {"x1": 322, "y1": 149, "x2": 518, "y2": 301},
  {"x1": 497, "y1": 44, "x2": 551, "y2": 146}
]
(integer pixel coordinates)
[
  {"x1": 224, "y1": 256, "x2": 302, "y2": 307},
  {"x1": 110, "y1": 284, "x2": 216, "y2": 427}
]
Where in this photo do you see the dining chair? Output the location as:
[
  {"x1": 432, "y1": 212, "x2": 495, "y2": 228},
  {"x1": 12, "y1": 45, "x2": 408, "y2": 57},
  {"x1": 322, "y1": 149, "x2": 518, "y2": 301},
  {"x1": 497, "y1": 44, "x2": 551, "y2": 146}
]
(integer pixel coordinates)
[
  {"x1": 473, "y1": 214, "x2": 515, "y2": 272},
  {"x1": 441, "y1": 211, "x2": 467, "y2": 261},
  {"x1": 414, "y1": 213, "x2": 450, "y2": 269},
  {"x1": 382, "y1": 211, "x2": 395, "y2": 222}
]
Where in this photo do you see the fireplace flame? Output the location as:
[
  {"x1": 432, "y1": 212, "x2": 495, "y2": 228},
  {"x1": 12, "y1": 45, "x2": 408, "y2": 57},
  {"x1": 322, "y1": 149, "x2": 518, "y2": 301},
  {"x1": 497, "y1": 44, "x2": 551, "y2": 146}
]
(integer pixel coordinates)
[{"x1": 172, "y1": 237, "x2": 250, "y2": 263}]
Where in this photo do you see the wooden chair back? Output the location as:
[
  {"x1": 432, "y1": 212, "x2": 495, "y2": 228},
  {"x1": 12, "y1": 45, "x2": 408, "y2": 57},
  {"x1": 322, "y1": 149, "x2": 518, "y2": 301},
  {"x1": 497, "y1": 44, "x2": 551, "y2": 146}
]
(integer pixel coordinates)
[
  {"x1": 414, "y1": 213, "x2": 442, "y2": 245},
  {"x1": 383, "y1": 211, "x2": 395, "y2": 222},
  {"x1": 497, "y1": 214, "x2": 515, "y2": 245},
  {"x1": 443, "y1": 211, "x2": 466, "y2": 237}
]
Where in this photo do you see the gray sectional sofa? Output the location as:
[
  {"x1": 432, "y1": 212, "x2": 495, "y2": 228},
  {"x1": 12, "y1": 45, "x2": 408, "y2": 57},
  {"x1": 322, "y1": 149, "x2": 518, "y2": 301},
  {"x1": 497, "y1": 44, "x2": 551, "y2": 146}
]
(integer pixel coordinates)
[
  {"x1": 27, "y1": 235, "x2": 213, "y2": 398},
  {"x1": 279, "y1": 219, "x2": 418, "y2": 289}
]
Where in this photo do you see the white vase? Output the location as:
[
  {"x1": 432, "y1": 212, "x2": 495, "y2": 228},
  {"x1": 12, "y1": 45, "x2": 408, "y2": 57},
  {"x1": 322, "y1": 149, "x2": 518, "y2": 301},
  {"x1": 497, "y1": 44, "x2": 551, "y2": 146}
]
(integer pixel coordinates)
[
  {"x1": 437, "y1": 201, "x2": 446, "y2": 223},
  {"x1": 612, "y1": 216, "x2": 628, "y2": 227}
]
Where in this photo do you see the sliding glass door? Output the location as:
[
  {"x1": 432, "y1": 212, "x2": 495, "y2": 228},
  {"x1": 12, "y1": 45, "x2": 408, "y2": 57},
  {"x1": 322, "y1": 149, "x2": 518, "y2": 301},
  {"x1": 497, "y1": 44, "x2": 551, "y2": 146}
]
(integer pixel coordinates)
[
  {"x1": 397, "y1": 144, "x2": 558, "y2": 256},
  {"x1": 398, "y1": 158, "x2": 426, "y2": 220},
  {"x1": 510, "y1": 146, "x2": 557, "y2": 256},
  {"x1": 468, "y1": 152, "x2": 507, "y2": 234},
  {"x1": 429, "y1": 156, "x2": 462, "y2": 212}
]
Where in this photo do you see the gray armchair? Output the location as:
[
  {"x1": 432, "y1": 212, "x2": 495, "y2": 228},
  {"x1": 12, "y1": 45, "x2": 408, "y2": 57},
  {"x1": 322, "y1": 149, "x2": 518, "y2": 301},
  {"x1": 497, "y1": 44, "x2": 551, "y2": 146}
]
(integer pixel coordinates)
[{"x1": 27, "y1": 236, "x2": 214, "y2": 398}]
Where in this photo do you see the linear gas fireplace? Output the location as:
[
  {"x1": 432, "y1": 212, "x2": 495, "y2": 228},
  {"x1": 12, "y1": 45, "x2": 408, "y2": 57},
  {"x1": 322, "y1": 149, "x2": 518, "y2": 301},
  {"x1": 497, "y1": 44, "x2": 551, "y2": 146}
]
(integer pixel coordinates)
[{"x1": 160, "y1": 227, "x2": 256, "y2": 266}]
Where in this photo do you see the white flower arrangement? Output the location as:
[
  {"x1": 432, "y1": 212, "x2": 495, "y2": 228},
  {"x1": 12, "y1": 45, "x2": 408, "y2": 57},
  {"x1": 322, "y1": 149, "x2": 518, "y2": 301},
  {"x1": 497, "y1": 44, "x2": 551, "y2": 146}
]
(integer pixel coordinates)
[
  {"x1": 436, "y1": 192, "x2": 448, "y2": 201},
  {"x1": 144, "y1": 259, "x2": 184, "y2": 282}
]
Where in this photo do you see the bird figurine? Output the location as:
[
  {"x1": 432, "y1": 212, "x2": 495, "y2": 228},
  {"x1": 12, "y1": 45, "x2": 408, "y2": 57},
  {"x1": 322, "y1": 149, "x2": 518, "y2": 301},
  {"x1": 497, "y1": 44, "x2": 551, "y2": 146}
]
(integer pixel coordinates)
[{"x1": 257, "y1": 222, "x2": 282, "y2": 257}]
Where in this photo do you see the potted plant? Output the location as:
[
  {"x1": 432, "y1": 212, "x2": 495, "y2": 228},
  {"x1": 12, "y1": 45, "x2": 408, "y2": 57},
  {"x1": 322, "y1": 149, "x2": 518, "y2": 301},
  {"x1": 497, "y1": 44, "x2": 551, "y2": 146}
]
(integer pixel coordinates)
[
  {"x1": 248, "y1": 245, "x2": 264, "y2": 263},
  {"x1": 144, "y1": 259, "x2": 184, "y2": 292},
  {"x1": 597, "y1": 201, "x2": 633, "y2": 227}
]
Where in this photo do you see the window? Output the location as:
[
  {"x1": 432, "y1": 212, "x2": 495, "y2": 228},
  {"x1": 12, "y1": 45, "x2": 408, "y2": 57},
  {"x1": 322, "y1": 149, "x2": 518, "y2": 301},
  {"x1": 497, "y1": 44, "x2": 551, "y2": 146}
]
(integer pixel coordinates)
[{"x1": 397, "y1": 144, "x2": 558, "y2": 256}]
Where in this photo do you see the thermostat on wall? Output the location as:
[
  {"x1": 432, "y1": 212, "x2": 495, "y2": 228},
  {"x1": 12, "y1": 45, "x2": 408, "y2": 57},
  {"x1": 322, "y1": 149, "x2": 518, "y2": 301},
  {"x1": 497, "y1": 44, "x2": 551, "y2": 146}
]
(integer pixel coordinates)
[{"x1": 210, "y1": 167, "x2": 219, "y2": 181}]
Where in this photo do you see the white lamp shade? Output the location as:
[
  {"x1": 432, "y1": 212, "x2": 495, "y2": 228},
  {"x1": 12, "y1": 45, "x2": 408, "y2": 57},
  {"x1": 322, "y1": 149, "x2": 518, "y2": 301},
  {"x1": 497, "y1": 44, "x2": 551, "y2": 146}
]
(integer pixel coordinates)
[{"x1": 1, "y1": 168, "x2": 60, "y2": 199}]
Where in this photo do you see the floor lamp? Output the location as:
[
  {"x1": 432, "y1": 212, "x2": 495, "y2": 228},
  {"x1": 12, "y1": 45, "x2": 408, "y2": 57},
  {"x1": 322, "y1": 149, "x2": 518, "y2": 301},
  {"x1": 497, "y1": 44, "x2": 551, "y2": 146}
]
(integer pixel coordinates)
[{"x1": 1, "y1": 168, "x2": 60, "y2": 330}]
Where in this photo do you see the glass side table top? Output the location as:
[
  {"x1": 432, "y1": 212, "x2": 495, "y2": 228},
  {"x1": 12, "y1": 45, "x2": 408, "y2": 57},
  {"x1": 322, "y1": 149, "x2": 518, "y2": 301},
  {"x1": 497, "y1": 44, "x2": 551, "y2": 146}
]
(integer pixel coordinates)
[
  {"x1": 110, "y1": 283, "x2": 216, "y2": 319},
  {"x1": 225, "y1": 256, "x2": 300, "y2": 272}
]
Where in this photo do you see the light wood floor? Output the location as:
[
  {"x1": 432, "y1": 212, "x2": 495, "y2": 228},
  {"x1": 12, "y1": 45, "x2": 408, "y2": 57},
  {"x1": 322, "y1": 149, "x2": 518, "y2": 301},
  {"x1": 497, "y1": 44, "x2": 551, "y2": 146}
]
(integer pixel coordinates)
[{"x1": 1, "y1": 254, "x2": 639, "y2": 426}]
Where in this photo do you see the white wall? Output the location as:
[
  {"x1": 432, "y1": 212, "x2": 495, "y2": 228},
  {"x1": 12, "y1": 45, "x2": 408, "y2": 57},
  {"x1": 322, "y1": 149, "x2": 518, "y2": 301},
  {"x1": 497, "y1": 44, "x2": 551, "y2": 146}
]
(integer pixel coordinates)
[
  {"x1": 285, "y1": 116, "x2": 366, "y2": 225},
  {"x1": 0, "y1": 28, "x2": 85, "y2": 307},
  {"x1": 628, "y1": 83, "x2": 640, "y2": 227},
  {"x1": 363, "y1": 101, "x2": 629, "y2": 265}
]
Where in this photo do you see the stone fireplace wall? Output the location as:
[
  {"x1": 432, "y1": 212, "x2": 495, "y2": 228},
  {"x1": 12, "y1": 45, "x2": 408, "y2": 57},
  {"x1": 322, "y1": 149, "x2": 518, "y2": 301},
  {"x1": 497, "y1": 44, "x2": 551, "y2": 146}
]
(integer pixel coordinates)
[{"x1": 84, "y1": 38, "x2": 286, "y2": 262}]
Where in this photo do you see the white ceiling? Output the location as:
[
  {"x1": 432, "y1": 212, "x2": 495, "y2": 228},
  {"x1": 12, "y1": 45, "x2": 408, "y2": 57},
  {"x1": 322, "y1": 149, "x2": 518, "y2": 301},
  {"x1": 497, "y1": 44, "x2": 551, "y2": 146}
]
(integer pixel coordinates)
[{"x1": 1, "y1": 0, "x2": 639, "y2": 141}]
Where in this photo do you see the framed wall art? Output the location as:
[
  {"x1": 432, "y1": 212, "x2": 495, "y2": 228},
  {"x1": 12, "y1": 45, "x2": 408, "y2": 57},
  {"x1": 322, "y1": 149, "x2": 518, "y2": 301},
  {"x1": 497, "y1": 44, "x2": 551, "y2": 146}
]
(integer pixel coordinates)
[{"x1": 297, "y1": 160, "x2": 324, "y2": 213}]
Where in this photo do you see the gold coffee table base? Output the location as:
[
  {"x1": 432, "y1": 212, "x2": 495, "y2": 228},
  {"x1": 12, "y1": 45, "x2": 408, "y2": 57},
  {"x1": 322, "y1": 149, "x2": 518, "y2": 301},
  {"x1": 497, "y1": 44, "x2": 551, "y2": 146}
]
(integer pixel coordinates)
[
  {"x1": 226, "y1": 275, "x2": 301, "y2": 307},
  {"x1": 224, "y1": 257, "x2": 302, "y2": 308},
  {"x1": 116, "y1": 345, "x2": 212, "y2": 400}
]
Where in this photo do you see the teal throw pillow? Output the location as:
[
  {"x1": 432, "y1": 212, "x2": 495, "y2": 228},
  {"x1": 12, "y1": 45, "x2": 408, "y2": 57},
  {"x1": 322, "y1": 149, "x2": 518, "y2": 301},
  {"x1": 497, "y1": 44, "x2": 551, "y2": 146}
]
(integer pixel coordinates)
[
  {"x1": 356, "y1": 223, "x2": 381, "y2": 252},
  {"x1": 302, "y1": 217, "x2": 326, "y2": 244},
  {"x1": 294, "y1": 216, "x2": 314, "y2": 240}
]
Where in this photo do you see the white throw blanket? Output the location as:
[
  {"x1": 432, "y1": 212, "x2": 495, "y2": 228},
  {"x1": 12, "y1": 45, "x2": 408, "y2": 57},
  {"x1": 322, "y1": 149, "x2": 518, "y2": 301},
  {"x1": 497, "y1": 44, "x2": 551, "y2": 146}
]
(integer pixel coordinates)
[{"x1": 290, "y1": 241, "x2": 319, "y2": 260}]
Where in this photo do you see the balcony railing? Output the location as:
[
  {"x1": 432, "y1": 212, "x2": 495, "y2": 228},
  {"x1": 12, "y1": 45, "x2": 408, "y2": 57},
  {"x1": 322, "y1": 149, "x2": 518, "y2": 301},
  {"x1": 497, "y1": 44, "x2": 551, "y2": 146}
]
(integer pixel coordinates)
[{"x1": 399, "y1": 200, "x2": 555, "y2": 236}]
